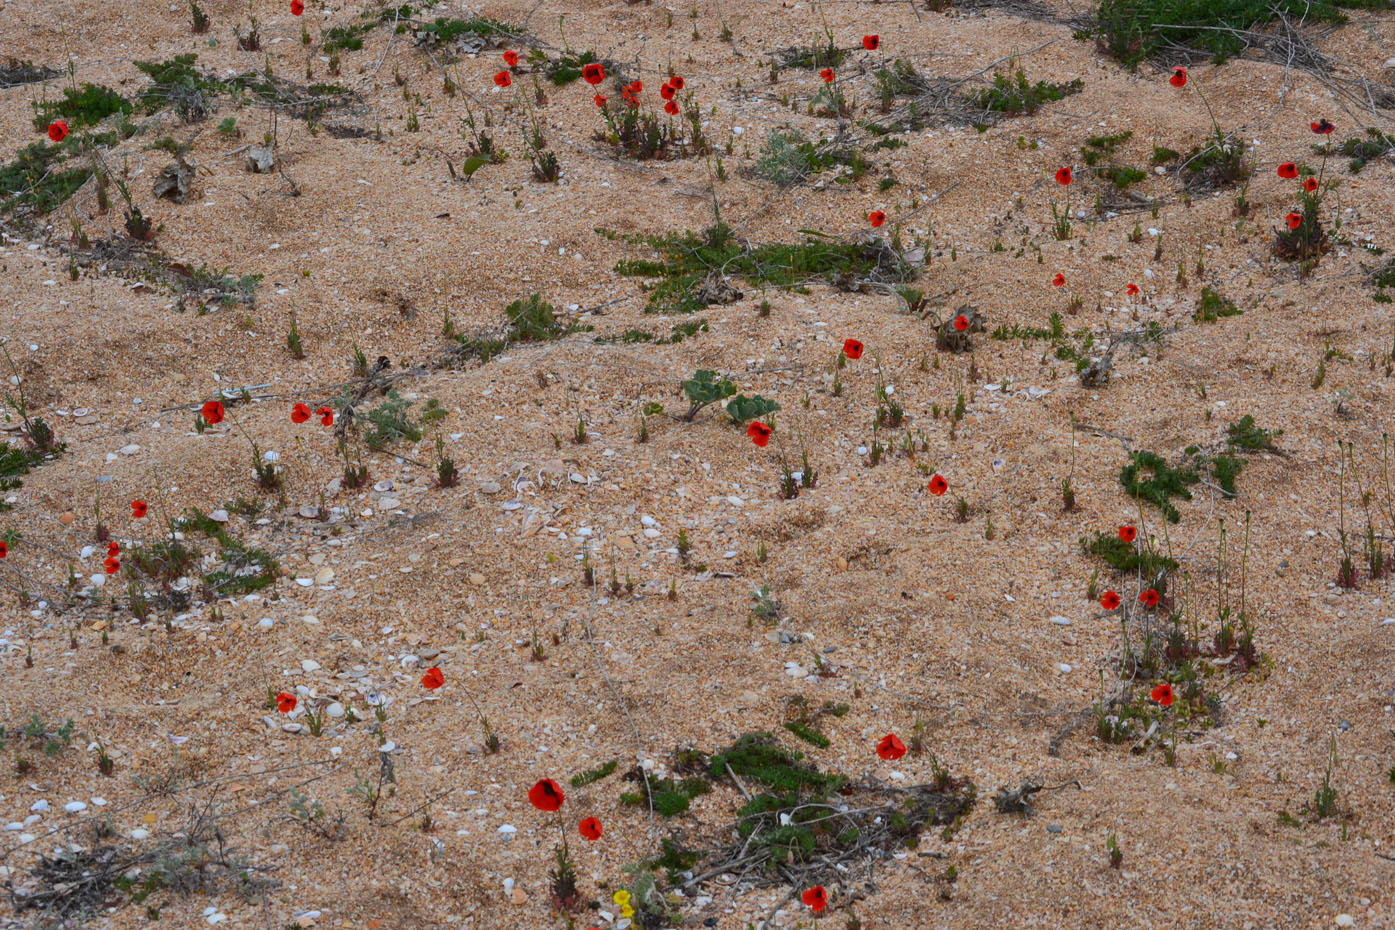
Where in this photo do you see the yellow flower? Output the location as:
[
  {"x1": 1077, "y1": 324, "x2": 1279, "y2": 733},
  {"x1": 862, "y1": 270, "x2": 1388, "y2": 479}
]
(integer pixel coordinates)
[{"x1": 613, "y1": 889, "x2": 634, "y2": 918}]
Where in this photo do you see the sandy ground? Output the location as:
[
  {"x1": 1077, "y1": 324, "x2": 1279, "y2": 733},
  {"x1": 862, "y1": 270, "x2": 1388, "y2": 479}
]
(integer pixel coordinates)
[{"x1": 2, "y1": 0, "x2": 1395, "y2": 927}]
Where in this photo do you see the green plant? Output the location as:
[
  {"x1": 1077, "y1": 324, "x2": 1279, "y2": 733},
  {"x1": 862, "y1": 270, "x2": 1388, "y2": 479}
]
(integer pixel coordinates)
[
  {"x1": 1121, "y1": 450, "x2": 1199, "y2": 523},
  {"x1": 971, "y1": 68, "x2": 1082, "y2": 116},
  {"x1": 31, "y1": 83, "x2": 132, "y2": 130},
  {"x1": 1106, "y1": 832, "x2": 1123, "y2": 868},
  {"x1": 1312, "y1": 735, "x2": 1339, "y2": 819},
  {"x1": 286, "y1": 313, "x2": 305, "y2": 359},
  {"x1": 571, "y1": 759, "x2": 619, "y2": 787},
  {"x1": 1097, "y1": 0, "x2": 1353, "y2": 67},
  {"x1": 362, "y1": 391, "x2": 423, "y2": 450},
  {"x1": 190, "y1": 0, "x2": 210, "y2": 33},
  {"x1": 681, "y1": 370, "x2": 737, "y2": 421},
  {"x1": 727, "y1": 394, "x2": 781, "y2": 426}
]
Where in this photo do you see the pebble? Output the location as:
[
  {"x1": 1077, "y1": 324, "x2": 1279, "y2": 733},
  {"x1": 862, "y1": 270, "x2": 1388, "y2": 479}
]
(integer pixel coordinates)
[
  {"x1": 1046, "y1": 824, "x2": 1063, "y2": 834},
  {"x1": 209, "y1": 509, "x2": 229, "y2": 523},
  {"x1": 498, "y1": 824, "x2": 517, "y2": 836},
  {"x1": 784, "y1": 662, "x2": 808, "y2": 678},
  {"x1": 30, "y1": 800, "x2": 49, "y2": 812},
  {"x1": 119, "y1": 444, "x2": 140, "y2": 456},
  {"x1": 1335, "y1": 916, "x2": 1355, "y2": 927},
  {"x1": 131, "y1": 828, "x2": 150, "y2": 840},
  {"x1": 64, "y1": 801, "x2": 87, "y2": 813},
  {"x1": 1048, "y1": 615, "x2": 1072, "y2": 626},
  {"x1": 301, "y1": 659, "x2": 322, "y2": 672}
]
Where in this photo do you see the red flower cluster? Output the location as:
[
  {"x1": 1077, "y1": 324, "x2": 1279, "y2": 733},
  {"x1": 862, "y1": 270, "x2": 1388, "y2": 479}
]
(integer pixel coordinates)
[
  {"x1": 291, "y1": 402, "x2": 334, "y2": 426},
  {"x1": 1150, "y1": 683, "x2": 1174, "y2": 707},
  {"x1": 1052, "y1": 273, "x2": 1065, "y2": 288},
  {"x1": 1286, "y1": 212, "x2": 1302, "y2": 231},
  {"x1": 494, "y1": 71, "x2": 512, "y2": 88},
  {"x1": 1100, "y1": 590, "x2": 1121, "y2": 610},
  {"x1": 503, "y1": 50, "x2": 518, "y2": 68},
  {"x1": 1139, "y1": 588, "x2": 1160, "y2": 608},
  {"x1": 277, "y1": 691, "x2": 297, "y2": 713},
  {"x1": 131, "y1": 499, "x2": 148, "y2": 519},
  {"x1": 928, "y1": 474, "x2": 948, "y2": 496},
  {"x1": 621, "y1": 80, "x2": 643, "y2": 107},
  {"x1": 953, "y1": 314, "x2": 969, "y2": 332},
  {"x1": 1055, "y1": 166, "x2": 1072, "y2": 185},
  {"x1": 819, "y1": 68, "x2": 834, "y2": 83},
  {"x1": 1118, "y1": 525, "x2": 1137, "y2": 543},
  {"x1": 583, "y1": 63, "x2": 606, "y2": 86},
  {"x1": 201, "y1": 400, "x2": 225, "y2": 425},
  {"x1": 48, "y1": 120, "x2": 68, "y2": 143},
  {"x1": 802, "y1": 886, "x2": 828, "y2": 912},
  {"x1": 290, "y1": 0, "x2": 304, "y2": 14},
  {"x1": 1310, "y1": 118, "x2": 1334, "y2": 135},
  {"x1": 421, "y1": 666, "x2": 444, "y2": 690},
  {"x1": 868, "y1": 210, "x2": 886, "y2": 228},
  {"x1": 0, "y1": 541, "x2": 8, "y2": 559},
  {"x1": 748, "y1": 421, "x2": 772, "y2": 447},
  {"x1": 1277, "y1": 162, "x2": 1298, "y2": 179},
  {"x1": 843, "y1": 338, "x2": 864, "y2": 360},
  {"x1": 862, "y1": 35, "x2": 880, "y2": 51},
  {"x1": 1126, "y1": 283, "x2": 1139, "y2": 297},
  {"x1": 578, "y1": 816, "x2": 603, "y2": 841},
  {"x1": 1169, "y1": 67, "x2": 1187, "y2": 88}
]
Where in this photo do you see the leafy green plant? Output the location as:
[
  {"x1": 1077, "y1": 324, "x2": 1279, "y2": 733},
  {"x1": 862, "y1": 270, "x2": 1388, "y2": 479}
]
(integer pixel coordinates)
[
  {"x1": 681, "y1": 370, "x2": 737, "y2": 421},
  {"x1": 1194, "y1": 287, "x2": 1242, "y2": 323},
  {"x1": 1121, "y1": 450, "x2": 1199, "y2": 523},
  {"x1": 972, "y1": 68, "x2": 1082, "y2": 116},
  {"x1": 727, "y1": 394, "x2": 780, "y2": 426},
  {"x1": 1098, "y1": 0, "x2": 1352, "y2": 67},
  {"x1": 362, "y1": 391, "x2": 422, "y2": 450},
  {"x1": 31, "y1": 83, "x2": 132, "y2": 130}
]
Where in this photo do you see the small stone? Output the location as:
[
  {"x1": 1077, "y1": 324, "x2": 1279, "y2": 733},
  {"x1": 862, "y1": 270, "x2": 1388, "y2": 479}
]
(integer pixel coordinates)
[
  {"x1": 510, "y1": 888, "x2": 527, "y2": 905},
  {"x1": 313, "y1": 567, "x2": 335, "y2": 585},
  {"x1": 480, "y1": 481, "x2": 502, "y2": 494},
  {"x1": 64, "y1": 801, "x2": 87, "y2": 813},
  {"x1": 59, "y1": 512, "x2": 75, "y2": 525},
  {"x1": 208, "y1": 509, "x2": 229, "y2": 523},
  {"x1": 1048, "y1": 615, "x2": 1072, "y2": 626},
  {"x1": 468, "y1": 572, "x2": 486, "y2": 586},
  {"x1": 301, "y1": 659, "x2": 322, "y2": 672},
  {"x1": 1046, "y1": 824, "x2": 1063, "y2": 834},
  {"x1": 1335, "y1": 917, "x2": 1355, "y2": 928}
]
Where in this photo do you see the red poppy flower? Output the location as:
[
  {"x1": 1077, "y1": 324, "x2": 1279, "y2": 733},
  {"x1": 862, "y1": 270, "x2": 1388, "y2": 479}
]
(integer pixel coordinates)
[
  {"x1": 291, "y1": 402, "x2": 311, "y2": 424},
  {"x1": 748, "y1": 421, "x2": 772, "y2": 447},
  {"x1": 494, "y1": 71, "x2": 512, "y2": 88},
  {"x1": 1139, "y1": 588, "x2": 1160, "y2": 608},
  {"x1": 594, "y1": 94, "x2": 606, "y2": 107},
  {"x1": 104, "y1": 556, "x2": 120, "y2": 575},
  {"x1": 528, "y1": 778, "x2": 565, "y2": 812},
  {"x1": 1126, "y1": 283, "x2": 1139, "y2": 297},
  {"x1": 1169, "y1": 67, "x2": 1187, "y2": 88},
  {"x1": 504, "y1": 50, "x2": 519, "y2": 68},
  {"x1": 578, "y1": 816, "x2": 603, "y2": 841},
  {"x1": 131, "y1": 499, "x2": 148, "y2": 519},
  {"x1": 290, "y1": 0, "x2": 304, "y2": 14},
  {"x1": 670, "y1": 76, "x2": 684, "y2": 90},
  {"x1": 1052, "y1": 273, "x2": 1065, "y2": 287},
  {"x1": 660, "y1": 83, "x2": 676, "y2": 101},
  {"x1": 107, "y1": 542, "x2": 121, "y2": 558},
  {"x1": 276, "y1": 691, "x2": 297, "y2": 714},
  {"x1": 862, "y1": 35, "x2": 880, "y2": 51},
  {"x1": 664, "y1": 99, "x2": 679, "y2": 116},
  {"x1": 869, "y1": 210, "x2": 886, "y2": 228},
  {"x1": 421, "y1": 666, "x2": 444, "y2": 690},
  {"x1": 928, "y1": 474, "x2": 948, "y2": 496},
  {"x1": 1303, "y1": 177, "x2": 1318, "y2": 193},
  {"x1": 629, "y1": 80, "x2": 643, "y2": 94},
  {"x1": 842, "y1": 338, "x2": 864, "y2": 360},
  {"x1": 1118, "y1": 525, "x2": 1137, "y2": 543},
  {"x1": 1055, "y1": 166, "x2": 1072, "y2": 185},
  {"x1": 876, "y1": 733, "x2": 906, "y2": 760},
  {"x1": 1310, "y1": 119, "x2": 1334, "y2": 135},
  {"x1": 0, "y1": 542, "x2": 8, "y2": 559},
  {"x1": 1150, "y1": 682, "x2": 1174, "y2": 707},
  {"x1": 47, "y1": 120, "x2": 69, "y2": 143},
  {"x1": 1100, "y1": 590, "x2": 1121, "y2": 610},
  {"x1": 316, "y1": 406, "x2": 334, "y2": 427},
  {"x1": 1286, "y1": 212, "x2": 1302, "y2": 231},
  {"x1": 1276, "y1": 162, "x2": 1298, "y2": 179},
  {"x1": 583, "y1": 63, "x2": 606, "y2": 86},
  {"x1": 819, "y1": 68, "x2": 834, "y2": 83},
  {"x1": 201, "y1": 400, "x2": 225, "y2": 424},
  {"x1": 802, "y1": 886, "x2": 828, "y2": 912},
  {"x1": 953, "y1": 314, "x2": 969, "y2": 332}
]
